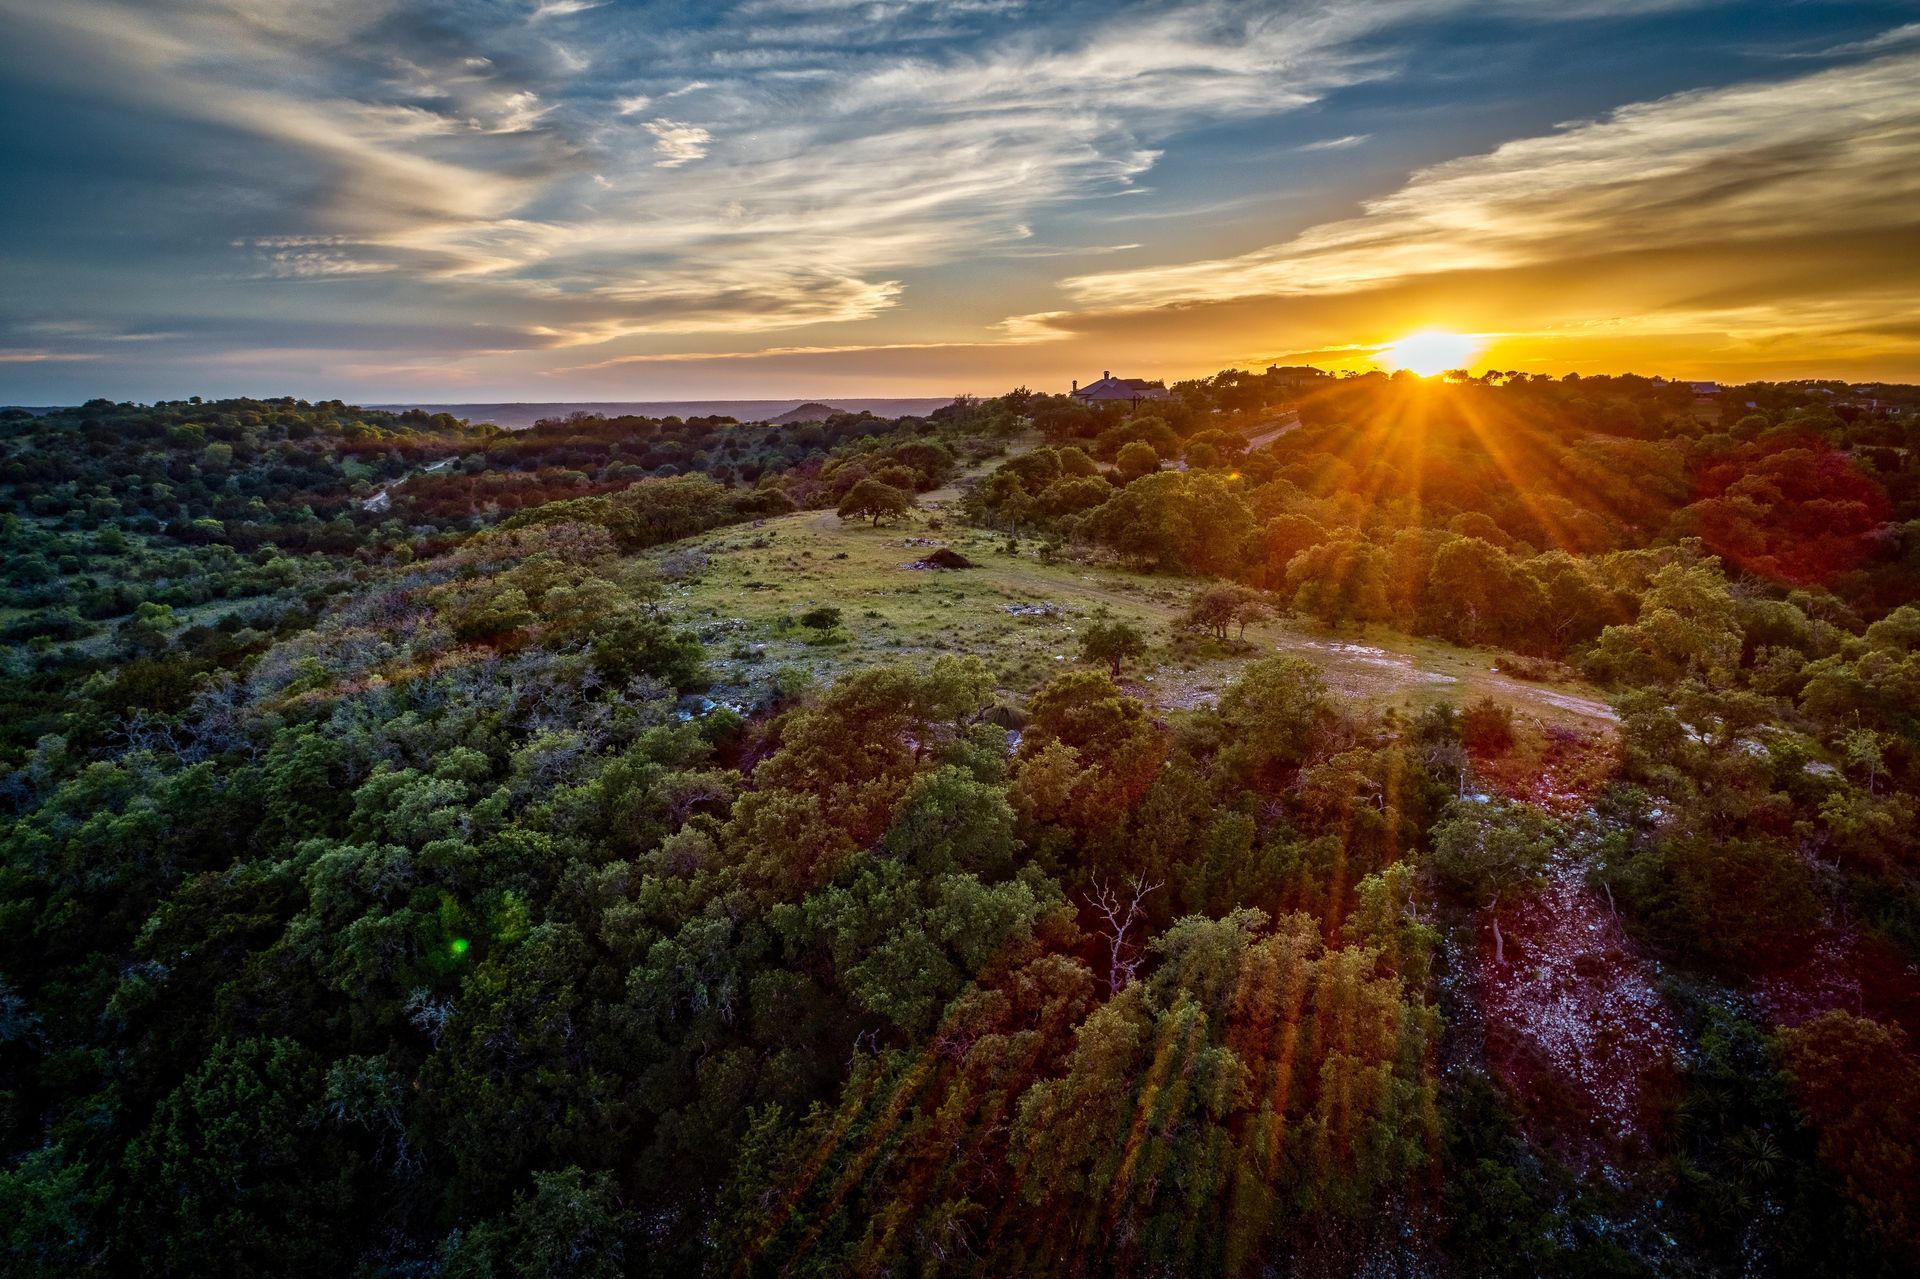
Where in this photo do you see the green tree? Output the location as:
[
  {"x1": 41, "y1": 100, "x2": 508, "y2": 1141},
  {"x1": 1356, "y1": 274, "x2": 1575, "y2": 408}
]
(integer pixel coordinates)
[
  {"x1": 880, "y1": 764, "x2": 1019, "y2": 877},
  {"x1": 1079, "y1": 618, "x2": 1147, "y2": 676},
  {"x1": 1592, "y1": 560, "x2": 1743, "y2": 687},
  {"x1": 440, "y1": 1166, "x2": 630, "y2": 1279},
  {"x1": 1181, "y1": 584, "x2": 1268, "y2": 643},
  {"x1": 1216, "y1": 655, "x2": 1330, "y2": 776},
  {"x1": 1116, "y1": 440, "x2": 1161, "y2": 483},
  {"x1": 1429, "y1": 536, "x2": 1534, "y2": 645},
  {"x1": 1287, "y1": 537, "x2": 1392, "y2": 627},
  {"x1": 1429, "y1": 798, "x2": 1555, "y2": 964},
  {"x1": 838, "y1": 478, "x2": 913, "y2": 526},
  {"x1": 121, "y1": 1037, "x2": 355, "y2": 1277},
  {"x1": 1776, "y1": 1011, "x2": 1920, "y2": 1252}
]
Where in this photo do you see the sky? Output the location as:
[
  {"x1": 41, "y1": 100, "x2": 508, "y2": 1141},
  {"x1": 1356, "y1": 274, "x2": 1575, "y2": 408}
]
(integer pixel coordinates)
[{"x1": 2, "y1": 0, "x2": 1919, "y2": 404}]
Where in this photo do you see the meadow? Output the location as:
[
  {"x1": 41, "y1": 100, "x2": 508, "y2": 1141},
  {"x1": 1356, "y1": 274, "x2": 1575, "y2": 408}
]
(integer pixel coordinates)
[{"x1": 669, "y1": 503, "x2": 1618, "y2": 731}]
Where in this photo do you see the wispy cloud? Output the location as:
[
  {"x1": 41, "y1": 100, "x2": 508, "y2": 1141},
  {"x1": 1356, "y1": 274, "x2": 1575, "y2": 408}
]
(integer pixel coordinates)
[
  {"x1": 0, "y1": 0, "x2": 1478, "y2": 353},
  {"x1": 0, "y1": 350, "x2": 101, "y2": 363},
  {"x1": 13, "y1": 320, "x2": 176, "y2": 342},
  {"x1": 643, "y1": 118, "x2": 713, "y2": 168},
  {"x1": 559, "y1": 336, "x2": 1046, "y2": 372},
  {"x1": 238, "y1": 237, "x2": 404, "y2": 279},
  {"x1": 529, "y1": 0, "x2": 603, "y2": 21},
  {"x1": 1299, "y1": 133, "x2": 1370, "y2": 151},
  {"x1": 1804, "y1": 21, "x2": 1920, "y2": 59}
]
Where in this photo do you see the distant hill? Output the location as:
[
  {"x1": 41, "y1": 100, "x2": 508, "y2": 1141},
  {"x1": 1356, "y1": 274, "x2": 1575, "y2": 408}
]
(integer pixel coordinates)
[
  {"x1": 766, "y1": 401, "x2": 850, "y2": 425},
  {"x1": 370, "y1": 398, "x2": 955, "y2": 430}
]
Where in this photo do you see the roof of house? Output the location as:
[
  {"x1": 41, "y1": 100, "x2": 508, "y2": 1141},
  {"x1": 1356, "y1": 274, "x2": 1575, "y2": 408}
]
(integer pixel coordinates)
[{"x1": 1071, "y1": 373, "x2": 1174, "y2": 401}]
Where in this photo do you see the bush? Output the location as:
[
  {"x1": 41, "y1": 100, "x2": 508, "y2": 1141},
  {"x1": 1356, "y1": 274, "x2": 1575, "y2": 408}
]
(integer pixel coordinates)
[
  {"x1": 1460, "y1": 696, "x2": 1516, "y2": 752},
  {"x1": 1495, "y1": 653, "x2": 1576, "y2": 682}
]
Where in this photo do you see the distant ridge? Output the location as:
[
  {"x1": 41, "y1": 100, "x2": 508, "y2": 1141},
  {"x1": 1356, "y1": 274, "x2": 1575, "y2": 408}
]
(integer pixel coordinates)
[
  {"x1": 372, "y1": 398, "x2": 955, "y2": 430},
  {"x1": 766, "y1": 401, "x2": 849, "y2": 425}
]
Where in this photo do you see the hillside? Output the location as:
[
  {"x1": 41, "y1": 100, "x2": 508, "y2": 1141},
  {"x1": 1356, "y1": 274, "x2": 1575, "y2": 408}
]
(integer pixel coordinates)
[
  {"x1": 2, "y1": 372, "x2": 1919, "y2": 1277},
  {"x1": 665, "y1": 501, "x2": 1617, "y2": 729},
  {"x1": 764, "y1": 401, "x2": 848, "y2": 425}
]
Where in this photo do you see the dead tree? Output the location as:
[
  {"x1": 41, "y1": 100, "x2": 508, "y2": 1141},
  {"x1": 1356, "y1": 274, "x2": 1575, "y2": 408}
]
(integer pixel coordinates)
[{"x1": 1090, "y1": 874, "x2": 1162, "y2": 994}]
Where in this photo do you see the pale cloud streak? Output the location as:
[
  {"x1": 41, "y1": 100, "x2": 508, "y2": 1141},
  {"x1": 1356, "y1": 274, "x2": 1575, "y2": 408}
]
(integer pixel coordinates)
[
  {"x1": 643, "y1": 118, "x2": 713, "y2": 167},
  {"x1": 530, "y1": 0, "x2": 604, "y2": 20},
  {"x1": 0, "y1": 351, "x2": 101, "y2": 364},
  {"x1": 1299, "y1": 133, "x2": 1370, "y2": 150}
]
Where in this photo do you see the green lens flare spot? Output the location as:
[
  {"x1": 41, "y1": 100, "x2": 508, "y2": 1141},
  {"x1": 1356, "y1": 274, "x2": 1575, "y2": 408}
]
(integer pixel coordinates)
[{"x1": 450, "y1": 937, "x2": 470, "y2": 957}]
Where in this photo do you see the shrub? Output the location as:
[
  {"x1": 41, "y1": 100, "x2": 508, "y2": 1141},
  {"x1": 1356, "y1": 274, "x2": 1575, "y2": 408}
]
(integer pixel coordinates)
[{"x1": 1460, "y1": 696, "x2": 1516, "y2": 752}]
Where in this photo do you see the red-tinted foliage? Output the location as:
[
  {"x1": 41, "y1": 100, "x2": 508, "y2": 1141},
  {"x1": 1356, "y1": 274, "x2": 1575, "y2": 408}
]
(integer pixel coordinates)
[
  {"x1": 1691, "y1": 435, "x2": 1889, "y2": 586},
  {"x1": 1753, "y1": 914, "x2": 1920, "y2": 1041}
]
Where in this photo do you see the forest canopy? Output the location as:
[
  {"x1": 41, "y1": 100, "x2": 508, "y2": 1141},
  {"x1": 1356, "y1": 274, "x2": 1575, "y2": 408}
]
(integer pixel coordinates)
[{"x1": 2, "y1": 370, "x2": 1919, "y2": 1276}]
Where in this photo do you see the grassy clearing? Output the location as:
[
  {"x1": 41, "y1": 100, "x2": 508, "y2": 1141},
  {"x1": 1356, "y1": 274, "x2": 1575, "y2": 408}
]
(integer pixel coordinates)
[{"x1": 658, "y1": 494, "x2": 1617, "y2": 731}]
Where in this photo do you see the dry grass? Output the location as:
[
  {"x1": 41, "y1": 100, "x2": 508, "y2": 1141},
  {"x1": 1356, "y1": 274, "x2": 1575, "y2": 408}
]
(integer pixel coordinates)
[{"x1": 658, "y1": 497, "x2": 1618, "y2": 730}]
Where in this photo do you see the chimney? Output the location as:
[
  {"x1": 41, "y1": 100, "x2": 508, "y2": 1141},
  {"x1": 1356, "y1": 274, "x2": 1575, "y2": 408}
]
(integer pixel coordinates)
[
  {"x1": 1072, "y1": 379, "x2": 1078, "y2": 392},
  {"x1": 1103, "y1": 370, "x2": 1111, "y2": 380}
]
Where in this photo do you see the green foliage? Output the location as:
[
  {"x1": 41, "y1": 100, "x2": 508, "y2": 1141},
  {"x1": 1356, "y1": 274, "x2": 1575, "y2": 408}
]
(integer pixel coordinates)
[
  {"x1": 1082, "y1": 471, "x2": 1254, "y2": 575},
  {"x1": 797, "y1": 605, "x2": 842, "y2": 633},
  {"x1": 1776, "y1": 1011, "x2": 1920, "y2": 1253},
  {"x1": 1115, "y1": 439, "x2": 1161, "y2": 482},
  {"x1": 1215, "y1": 655, "x2": 1330, "y2": 777},
  {"x1": 1429, "y1": 798, "x2": 1556, "y2": 905},
  {"x1": 1459, "y1": 695, "x2": 1516, "y2": 752},
  {"x1": 440, "y1": 1166, "x2": 630, "y2": 1279},
  {"x1": 1591, "y1": 562, "x2": 1744, "y2": 687},
  {"x1": 2, "y1": 369, "x2": 1917, "y2": 1277},
  {"x1": 1077, "y1": 617, "x2": 1146, "y2": 675},
  {"x1": 836, "y1": 478, "x2": 913, "y2": 526},
  {"x1": 1180, "y1": 583, "x2": 1269, "y2": 643},
  {"x1": 588, "y1": 612, "x2": 708, "y2": 690}
]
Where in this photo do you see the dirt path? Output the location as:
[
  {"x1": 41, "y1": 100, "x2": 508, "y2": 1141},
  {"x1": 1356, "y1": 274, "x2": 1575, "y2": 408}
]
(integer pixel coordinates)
[
  {"x1": 362, "y1": 456, "x2": 455, "y2": 512},
  {"x1": 1239, "y1": 410, "x2": 1301, "y2": 451}
]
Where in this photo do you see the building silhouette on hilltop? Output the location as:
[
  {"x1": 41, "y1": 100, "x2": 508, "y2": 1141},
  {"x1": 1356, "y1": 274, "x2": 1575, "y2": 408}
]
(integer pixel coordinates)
[{"x1": 1070, "y1": 371, "x2": 1175, "y2": 405}]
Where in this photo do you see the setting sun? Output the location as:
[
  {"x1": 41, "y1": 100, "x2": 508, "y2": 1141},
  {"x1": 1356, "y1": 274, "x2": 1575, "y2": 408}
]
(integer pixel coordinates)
[{"x1": 1380, "y1": 330, "x2": 1483, "y2": 377}]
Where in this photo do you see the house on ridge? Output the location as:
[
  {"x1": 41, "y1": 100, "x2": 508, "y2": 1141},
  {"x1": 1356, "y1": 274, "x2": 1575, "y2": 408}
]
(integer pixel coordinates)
[
  {"x1": 1265, "y1": 364, "x2": 1330, "y2": 391},
  {"x1": 1071, "y1": 371, "x2": 1175, "y2": 406}
]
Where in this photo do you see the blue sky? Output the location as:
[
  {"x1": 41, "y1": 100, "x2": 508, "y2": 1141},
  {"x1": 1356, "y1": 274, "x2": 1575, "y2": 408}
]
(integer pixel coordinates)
[{"x1": 2, "y1": 0, "x2": 1918, "y2": 402}]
